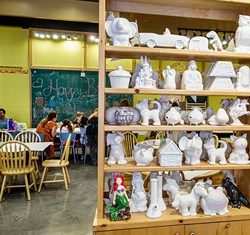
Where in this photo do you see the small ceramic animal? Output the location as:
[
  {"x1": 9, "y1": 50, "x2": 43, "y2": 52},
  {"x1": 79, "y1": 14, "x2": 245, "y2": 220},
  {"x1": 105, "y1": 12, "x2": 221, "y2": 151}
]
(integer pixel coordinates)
[
  {"x1": 159, "y1": 98, "x2": 171, "y2": 124},
  {"x1": 207, "y1": 108, "x2": 229, "y2": 126},
  {"x1": 206, "y1": 31, "x2": 224, "y2": 51},
  {"x1": 222, "y1": 177, "x2": 250, "y2": 208},
  {"x1": 165, "y1": 107, "x2": 184, "y2": 126},
  {"x1": 179, "y1": 134, "x2": 203, "y2": 165},
  {"x1": 172, "y1": 182, "x2": 208, "y2": 216},
  {"x1": 136, "y1": 98, "x2": 161, "y2": 126},
  {"x1": 105, "y1": 13, "x2": 138, "y2": 46},
  {"x1": 188, "y1": 107, "x2": 206, "y2": 125},
  {"x1": 133, "y1": 147, "x2": 154, "y2": 166},
  {"x1": 228, "y1": 134, "x2": 250, "y2": 164},
  {"x1": 203, "y1": 138, "x2": 227, "y2": 165},
  {"x1": 162, "y1": 66, "x2": 176, "y2": 89},
  {"x1": 107, "y1": 132, "x2": 127, "y2": 165},
  {"x1": 200, "y1": 187, "x2": 229, "y2": 216}
]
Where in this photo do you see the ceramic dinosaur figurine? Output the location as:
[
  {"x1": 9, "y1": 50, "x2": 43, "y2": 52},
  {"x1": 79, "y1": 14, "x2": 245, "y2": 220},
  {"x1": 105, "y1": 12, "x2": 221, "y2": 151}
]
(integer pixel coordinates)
[{"x1": 222, "y1": 177, "x2": 250, "y2": 209}]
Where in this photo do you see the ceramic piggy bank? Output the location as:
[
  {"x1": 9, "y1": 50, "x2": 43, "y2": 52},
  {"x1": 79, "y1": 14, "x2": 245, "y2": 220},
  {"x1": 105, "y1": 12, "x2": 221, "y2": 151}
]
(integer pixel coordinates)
[
  {"x1": 133, "y1": 147, "x2": 154, "y2": 166},
  {"x1": 188, "y1": 108, "x2": 206, "y2": 125},
  {"x1": 165, "y1": 107, "x2": 184, "y2": 126},
  {"x1": 105, "y1": 13, "x2": 138, "y2": 46},
  {"x1": 200, "y1": 187, "x2": 229, "y2": 216}
]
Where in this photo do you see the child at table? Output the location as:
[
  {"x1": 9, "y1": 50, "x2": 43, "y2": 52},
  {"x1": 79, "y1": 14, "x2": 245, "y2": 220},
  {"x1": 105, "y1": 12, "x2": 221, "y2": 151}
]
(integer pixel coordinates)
[{"x1": 60, "y1": 119, "x2": 74, "y2": 133}]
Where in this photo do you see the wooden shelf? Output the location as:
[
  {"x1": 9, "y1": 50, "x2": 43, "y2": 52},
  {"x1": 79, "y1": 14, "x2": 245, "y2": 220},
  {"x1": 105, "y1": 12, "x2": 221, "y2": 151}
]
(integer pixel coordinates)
[
  {"x1": 105, "y1": 88, "x2": 250, "y2": 96},
  {"x1": 93, "y1": 205, "x2": 250, "y2": 232},
  {"x1": 104, "y1": 124, "x2": 250, "y2": 132},
  {"x1": 106, "y1": 46, "x2": 250, "y2": 63},
  {"x1": 104, "y1": 157, "x2": 250, "y2": 172}
]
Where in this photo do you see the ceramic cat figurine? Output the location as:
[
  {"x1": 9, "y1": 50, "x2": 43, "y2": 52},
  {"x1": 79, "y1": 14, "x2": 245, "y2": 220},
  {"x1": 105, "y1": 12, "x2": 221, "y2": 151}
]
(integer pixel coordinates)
[
  {"x1": 203, "y1": 138, "x2": 227, "y2": 165},
  {"x1": 235, "y1": 15, "x2": 250, "y2": 53},
  {"x1": 228, "y1": 134, "x2": 250, "y2": 164},
  {"x1": 136, "y1": 98, "x2": 161, "y2": 126}
]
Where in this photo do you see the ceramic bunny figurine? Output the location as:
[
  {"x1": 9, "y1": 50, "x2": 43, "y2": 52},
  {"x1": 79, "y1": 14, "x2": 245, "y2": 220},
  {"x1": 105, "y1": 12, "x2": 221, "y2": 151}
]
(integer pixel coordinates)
[
  {"x1": 129, "y1": 172, "x2": 147, "y2": 212},
  {"x1": 207, "y1": 108, "x2": 229, "y2": 126},
  {"x1": 165, "y1": 107, "x2": 184, "y2": 126},
  {"x1": 105, "y1": 13, "x2": 138, "y2": 46},
  {"x1": 136, "y1": 98, "x2": 161, "y2": 126},
  {"x1": 188, "y1": 107, "x2": 206, "y2": 125},
  {"x1": 200, "y1": 187, "x2": 229, "y2": 216},
  {"x1": 162, "y1": 66, "x2": 176, "y2": 89},
  {"x1": 228, "y1": 134, "x2": 250, "y2": 164}
]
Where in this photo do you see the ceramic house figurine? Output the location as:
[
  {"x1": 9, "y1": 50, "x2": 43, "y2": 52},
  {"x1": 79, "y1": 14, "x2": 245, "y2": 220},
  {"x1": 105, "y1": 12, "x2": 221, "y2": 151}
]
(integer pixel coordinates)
[
  {"x1": 108, "y1": 66, "x2": 131, "y2": 88},
  {"x1": 228, "y1": 134, "x2": 250, "y2": 164},
  {"x1": 165, "y1": 107, "x2": 184, "y2": 126},
  {"x1": 203, "y1": 138, "x2": 227, "y2": 165},
  {"x1": 129, "y1": 172, "x2": 147, "y2": 212},
  {"x1": 188, "y1": 36, "x2": 209, "y2": 51},
  {"x1": 133, "y1": 56, "x2": 157, "y2": 88},
  {"x1": 106, "y1": 132, "x2": 127, "y2": 165},
  {"x1": 131, "y1": 56, "x2": 159, "y2": 88},
  {"x1": 105, "y1": 174, "x2": 131, "y2": 221},
  {"x1": 188, "y1": 107, "x2": 206, "y2": 126},
  {"x1": 158, "y1": 138, "x2": 183, "y2": 167},
  {"x1": 172, "y1": 181, "x2": 208, "y2": 216},
  {"x1": 207, "y1": 108, "x2": 229, "y2": 126},
  {"x1": 200, "y1": 187, "x2": 229, "y2": 216},
  {"x1": 136, "y1": 98, "x2": 161, "y2": 126},
  {"x1": 178, "y1": 134, "x2": 203, "y2": 165},
  {"x1": 203, "y1": 61, "x2": 236, "y2": 90},
  {"x1": 236, "y1": 66, "x2": 250, "y2": 91},
  {"x1": 228, "y1": 98, "x2": 250, "y2": 125},
  {"x1": 146, "y1": 178, "x2": 162, "y2": 218},
  {"x1": 206, "y1": 31, "x2": 224, "y2": 51},
  {"x1": 105, "y1": 13, "x2": 138, "y2": 46},
  {"x1": 133, "y1": 147, "x2": 154, "y2": 166},
  {"x1": 234, "y1": 15, "x2": 250, "y2": 53},
  {"x1": 182, "y1": 60, "x2": 203, "y2": 90},
  {"x1": 162, "y1": 66, "x2": 177, "y2": 89}
]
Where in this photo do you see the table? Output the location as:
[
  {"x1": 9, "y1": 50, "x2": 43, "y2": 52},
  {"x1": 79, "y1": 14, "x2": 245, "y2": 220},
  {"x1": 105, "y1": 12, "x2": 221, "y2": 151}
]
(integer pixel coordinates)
[{"x1": 0, "y1": 142, "x2": 53, "y2": 152}]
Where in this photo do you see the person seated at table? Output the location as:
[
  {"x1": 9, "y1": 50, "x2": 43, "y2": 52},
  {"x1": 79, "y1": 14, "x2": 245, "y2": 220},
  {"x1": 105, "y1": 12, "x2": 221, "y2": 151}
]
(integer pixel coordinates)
[
  {"x1": 79, "y1": 115, "x2": 88, "y2": 161},
  {"x1": 0, "y1": 108, "x2": 8, "y2": 129},
  {"x1": 73, "y1": 112, "x2": 83, "y2": 128},
  {"x1": 36, "y1": 111, "x2": 59, "y2": 160},
  {"x1": 60, "y1": 119, "x2": 74, "y2": 133}
]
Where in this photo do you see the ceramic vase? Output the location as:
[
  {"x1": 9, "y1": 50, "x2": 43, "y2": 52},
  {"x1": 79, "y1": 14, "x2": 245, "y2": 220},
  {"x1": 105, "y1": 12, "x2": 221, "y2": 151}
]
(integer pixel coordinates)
[{"x1": 157, "y1": 173, "x2": 167, "y2": 211}]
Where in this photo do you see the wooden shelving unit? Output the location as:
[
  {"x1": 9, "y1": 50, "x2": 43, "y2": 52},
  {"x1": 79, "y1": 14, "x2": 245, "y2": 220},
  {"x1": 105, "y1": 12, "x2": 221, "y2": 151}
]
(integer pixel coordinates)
[{"x1": 94, "y1": 1, "x2": 250, "y2": 234}]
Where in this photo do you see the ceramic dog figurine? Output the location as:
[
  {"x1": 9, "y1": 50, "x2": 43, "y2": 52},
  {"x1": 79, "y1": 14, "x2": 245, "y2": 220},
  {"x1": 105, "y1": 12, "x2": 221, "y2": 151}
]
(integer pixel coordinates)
[
  {"x1": 228, "y1": 134, "x2": 250, "y2": 164},
  {"x1": 222, "y1": 177, "x2": 250, "y2": 208},
  {"x1": 203, "y1": 138, "x2": 227, "y2": 165},
  {"x1": 136, "y1": 98, "x2": 161, "y2": 126},
  {"x1": 107, "y1": 132, "x2": 127, "y2": 165}
]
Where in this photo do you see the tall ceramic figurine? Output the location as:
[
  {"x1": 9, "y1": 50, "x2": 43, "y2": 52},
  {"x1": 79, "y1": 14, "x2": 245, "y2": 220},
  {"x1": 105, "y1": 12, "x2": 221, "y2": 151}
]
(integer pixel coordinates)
[
  {"x1": 162, "y1": 66, "x2": 176, "y2": 89},
  {"x1": 234, "y1": 15, "x2": 250, "y2": 53},
  {"x1": 106, "y1": 174, "x2": 131, "y2": 221},
  {"x1": 182, "y1": 60, "x2": 203, "y2": 90}
]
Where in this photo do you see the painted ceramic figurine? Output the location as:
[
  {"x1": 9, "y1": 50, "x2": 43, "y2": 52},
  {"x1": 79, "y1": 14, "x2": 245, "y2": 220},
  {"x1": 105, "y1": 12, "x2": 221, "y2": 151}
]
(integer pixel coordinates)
[
  {"x1": 162, "y1": 66, "x2": 176, "y2": 89},
  {"x1": 200, "y1": 186, "x2": 229, "y2": 216},
  {"x1": 136, "y1": 98, "x2": 161, "y2": 126},
  {"x1": 172, "y1": 182, "x2": 208, "y2": 216},
  {"x1": 228, "y1": 134, "x2": 250, "y2": 164},
  {"x1": 129, "y1": 172, "x2": 147, "y2": 212},
  {"x1": 105, "y1": 13, "x2": 138, "y2": 46},
  {"x1": 178, "y1": 134, "x2": 203, "y2": 165},
  {"x1": 222, "y1": 177, "x2": 250, "y2": 208},
  {"x1": 203, "y1": 138, "x2": 227, "y2": 165},
  {"x1": 107, "y1": 132, "x2": 127, "y2": 165},
  {"x1": 106, "y1": 174, "x2": 131, "y2": 221},
  {"x1": 182, "y1": 60, "x2": 203, "y2": 90}
]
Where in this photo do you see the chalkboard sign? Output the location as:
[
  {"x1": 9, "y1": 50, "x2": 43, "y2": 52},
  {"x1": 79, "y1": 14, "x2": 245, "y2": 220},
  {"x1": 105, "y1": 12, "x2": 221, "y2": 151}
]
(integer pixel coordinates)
[{"x1": 31, "y1": 69, "x2": 132, "y2": 127}]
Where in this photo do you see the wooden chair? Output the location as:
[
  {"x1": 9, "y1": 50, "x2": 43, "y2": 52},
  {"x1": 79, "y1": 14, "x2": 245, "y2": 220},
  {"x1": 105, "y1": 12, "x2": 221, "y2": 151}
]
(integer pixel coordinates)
[
  {"x1": 0, "y1": 130, "x2": 13, "y2": 142},
  {"x1": 155, "y1": 131, "x2": 165, "y2": 139},
  {"x1": 122, "y1": 131, "x2": 138, "y2": 158},
  {"x1": 38, "y1": 134, "x2": 71, "y2": 192},
  {"x1": 0, "y1": 141, "x2": 37, "y2": 202},
  {"x1": 15, "y1": 131, "x2": 41, "y2": 178}
]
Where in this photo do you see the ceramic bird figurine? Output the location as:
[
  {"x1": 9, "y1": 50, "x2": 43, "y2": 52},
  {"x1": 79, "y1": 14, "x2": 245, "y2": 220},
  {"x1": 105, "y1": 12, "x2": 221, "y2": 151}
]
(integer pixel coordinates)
[
  {"x1": 188, "y1": 108, "x2": 206, "y2": 125},
  {"x1": 165, "y1": 107, "x2": 184, "y2": 126}
]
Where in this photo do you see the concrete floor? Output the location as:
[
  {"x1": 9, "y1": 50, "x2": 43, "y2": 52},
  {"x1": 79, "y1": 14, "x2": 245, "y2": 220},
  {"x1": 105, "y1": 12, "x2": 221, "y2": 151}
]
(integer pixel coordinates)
[{"x1": 0, "y1": 158, "x2": 97, "y2": 235}]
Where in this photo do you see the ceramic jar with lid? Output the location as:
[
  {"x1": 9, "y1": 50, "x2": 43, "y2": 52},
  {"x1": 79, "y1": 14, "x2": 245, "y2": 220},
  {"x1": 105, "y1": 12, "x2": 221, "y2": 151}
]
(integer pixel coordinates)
[{"x1": 108, "y1": 66, "x2": 131, "y2": 88}]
